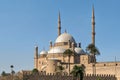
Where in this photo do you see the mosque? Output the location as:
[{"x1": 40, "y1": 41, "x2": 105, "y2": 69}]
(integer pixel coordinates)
[{"x1": 34, "y1": 7, "x2": 120, "y2": 80}]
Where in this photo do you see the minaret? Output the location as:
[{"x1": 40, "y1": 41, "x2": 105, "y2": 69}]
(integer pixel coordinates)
[
  {"x1": 58, "y1": 12, "x2": 61, "y2": 36},
  {"x1": 92, "y1": 6, "x2": 95, "y2": 45},
  {"x1": 34, "y1": 46, "x2": 38, "y2": 69},
  {"x1": 91, "y1": 6, "x2": 96, "y2": 75}
]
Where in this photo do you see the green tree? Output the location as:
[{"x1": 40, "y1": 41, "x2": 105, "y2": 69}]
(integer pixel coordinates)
[
  {"x1": 97, "y1": 77, "x2": 101, "y2": 80},
  {"x1": 56, "y1": 65, "x2": 64, "y2": 74},
  {"x1": 11, "y1": 70, "x2": 15, "y2": 75},
  {"x1": 63, "y1": 49, "x2": 74, "y2": 75},
  {"x1": 10, "y1": 65, "x2": 14, "y2": 69},
  {"x1": 32, "y1": 68, "x2": 39, "y2": 74},
  {"x1": 86, "y1": 43, "x2": 100, "y2": 74},
  {"x1": 1, "y1": 71, "x2": 7, "y2": 77},
  {"x1": 86, "y1": 43, "x2": 100, "y2": 62},
  {"x1": 10, "y1": 65, "x2": 14, "y2": 74},
  {"x1": 70, "y1": 65, "x2": 85, "y2": 80}
]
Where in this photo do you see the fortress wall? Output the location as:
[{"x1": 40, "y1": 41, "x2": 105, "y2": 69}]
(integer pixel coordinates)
[
  {"x1": 85, "y1": 62, "x2": 120, "y2": 80},
  {"x1": 23, "y1": 72, "x2": 116, "y2": 80}
]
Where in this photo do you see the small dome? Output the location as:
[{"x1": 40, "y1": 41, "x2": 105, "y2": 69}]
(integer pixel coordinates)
[
  {"x1": 40, "y1": 50, "x2": 48, "y2": 55},
  {"x1": 48, "y1": 47, "x2": 66, "y2": 54},
  {"x1": 74, "y1": 47, "x2": 85, "y2": 54},
  {"x1": 55, "y1": 33, "x2": 76, "y2": 43}
]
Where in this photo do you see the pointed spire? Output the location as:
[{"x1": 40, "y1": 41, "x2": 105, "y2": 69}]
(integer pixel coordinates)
[
  {"x1": 34, "y1": 46, "x2": 38, "y2": 59},
  {"x1": 92, "y1": 5, "x2": 95, "y2": 45},
  {"x1": 34, "y1": 46, "x2": 38, "y2": 69},
  {"x1": 58, "y1": 11, "x2": 61, "y2": 36},
  {"x1": 92, "y1": 5, "x2": 95, "y2": 24}
]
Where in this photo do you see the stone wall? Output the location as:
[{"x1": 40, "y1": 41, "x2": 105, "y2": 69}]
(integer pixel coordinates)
[
  {"x1": 85, "y1": 62, "x2": 120, "y2": 80},
  {"x1": 22, "y1": 71, "x2": 116, "y2": 80}
]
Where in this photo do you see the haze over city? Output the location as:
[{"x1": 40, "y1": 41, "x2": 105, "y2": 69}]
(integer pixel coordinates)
[{"x1": 0, "y1": 0, "x2": 120, "y2": 73}]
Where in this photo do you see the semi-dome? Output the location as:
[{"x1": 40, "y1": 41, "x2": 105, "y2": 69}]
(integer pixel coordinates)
[
  {"x1": 55, "y1": 33, "x2": 76, "y2": 43},
  {"x1": 40, "y1": 50, "x2": 48, "y2": 55},
  {"x1": 74, "y1": 47, "x2": 85, "y2": 54},
  {"x1": 48, "y1": 47, "x2": 66, "y2": 54}
]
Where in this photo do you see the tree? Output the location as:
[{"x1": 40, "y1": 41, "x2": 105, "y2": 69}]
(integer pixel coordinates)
[
  {"x1": 1, "y1": 71, "x2": 7, "y2": 77},
  {"x1": 56, "y1": 65, "x2": 64, "y2": 74},
  {"x1": 32, "y1": 68, "x2": 39, "y2": 74},
  {"x1": 86, "y1": 43, "x2": 100, "y2": 62},
  {"x1": 10, "y1": 65, "x2": 14, "y2": 74},
  {"x1": 86, "y1": 43, "x2": 100, "y2": 74},
  {"x1": 70, "y1": 65, "x2": 85, "y2": 80},
  {"x1": 10, "y1": 65, "x2": 14, "y2": 80},
  {"x1": 11, "y1": 70, "x2": 15, "y2": 75},
  {"x1": 10, "y1": 65, "x2": 14, "y2": 69},
  {"x1": 63, "y1": 49, "x2": 74, "y2": 75}
]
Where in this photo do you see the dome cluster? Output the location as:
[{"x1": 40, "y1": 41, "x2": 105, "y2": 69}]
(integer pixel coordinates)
[{"x1": 39, "y1": 32, "x2": 85, "y2": 55}]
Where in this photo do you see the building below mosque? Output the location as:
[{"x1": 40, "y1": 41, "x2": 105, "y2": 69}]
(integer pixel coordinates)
[{"x1": 34, "y1": 7, "x2": 120, "y2": 80}]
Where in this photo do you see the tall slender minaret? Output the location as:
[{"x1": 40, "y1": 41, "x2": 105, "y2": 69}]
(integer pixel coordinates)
[
  {"x1": 58, "y1": 12, "x2": 61, "y2": 36},
  {"x1": 92, "y1": 6, "x2": 95, "y2": 45},
  {"x1": 34, "y1": 46, "x2": 38, "y2": 69}
]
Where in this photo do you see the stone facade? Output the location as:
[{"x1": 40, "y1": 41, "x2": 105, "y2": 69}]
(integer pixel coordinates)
[
  {"x1": 34, "y1": 8, "x2": 120, "y2": 80},
  {"x1": 35, "y1": 51, "x2": 120, "y2": 80}
]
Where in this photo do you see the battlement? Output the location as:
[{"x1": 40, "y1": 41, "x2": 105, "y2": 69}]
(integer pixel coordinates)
[
  {"x1": 20, "y1": 71, "x2": 117, "y2": 80},
  {"x1": 84, "y1": 74, "x2": 116, "y2": 80}
]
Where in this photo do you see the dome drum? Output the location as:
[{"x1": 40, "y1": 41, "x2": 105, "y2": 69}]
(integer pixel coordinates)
[
  {"x1": 54, "y1": 42, "x2": 68, "y2": 46},
  {"x1": 48, "y1": 47, "x2": 66, "y2": 54},
  {"x1": 47, "y1": 53, "x2": 63, "y2": 58}
]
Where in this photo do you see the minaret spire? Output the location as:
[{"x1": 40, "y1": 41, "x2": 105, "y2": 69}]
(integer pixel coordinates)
[
  {"x1": 92, "y1": 5, "x2": 95, "y2": 45},
  {"x1": 58, "y1": 11, "x2": 61, "y2": 36},
  {"x1": 34, "y1": 46, "x2": 38, "y2": 69}
]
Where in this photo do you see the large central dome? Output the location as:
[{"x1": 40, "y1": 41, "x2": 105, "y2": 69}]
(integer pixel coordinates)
[{"x1": 55, "y1": 32, "x2": 76, "y2": 43}]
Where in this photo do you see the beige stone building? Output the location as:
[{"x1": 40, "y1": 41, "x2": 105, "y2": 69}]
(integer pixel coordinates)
[{"x1": 34, "y1": 7, "x2": 120, "y2": 80}]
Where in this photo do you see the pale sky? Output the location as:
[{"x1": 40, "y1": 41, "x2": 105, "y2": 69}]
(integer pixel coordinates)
[{"x1": 0, "y1": 0, "x2": 120, "y2": 73}]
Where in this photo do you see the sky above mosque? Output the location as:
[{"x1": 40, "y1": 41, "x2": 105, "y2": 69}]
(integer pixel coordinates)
[{"x1": 0, "y1": 0, "x2": 120, "y2": 73}]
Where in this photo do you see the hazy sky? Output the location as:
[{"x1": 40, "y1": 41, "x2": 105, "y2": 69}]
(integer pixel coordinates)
[{"x1": 0, "y1": 0, "x2": 120, "y2": 73}]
